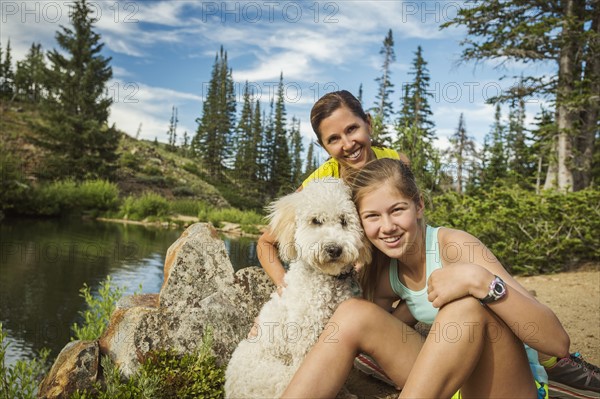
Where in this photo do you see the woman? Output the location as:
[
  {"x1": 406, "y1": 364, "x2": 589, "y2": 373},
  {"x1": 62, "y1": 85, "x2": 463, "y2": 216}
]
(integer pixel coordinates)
[
  {"x1": 257, "y1": 90, "x2": 408, "y2": 291},
  {"x1": 281, "y1": 158, "x2": 570, "y2": 398}
]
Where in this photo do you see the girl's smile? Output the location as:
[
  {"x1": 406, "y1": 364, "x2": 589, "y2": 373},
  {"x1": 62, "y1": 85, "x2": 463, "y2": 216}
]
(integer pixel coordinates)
[{"x1": 358, "y1": 183, "x2": 424, "y2": 261}]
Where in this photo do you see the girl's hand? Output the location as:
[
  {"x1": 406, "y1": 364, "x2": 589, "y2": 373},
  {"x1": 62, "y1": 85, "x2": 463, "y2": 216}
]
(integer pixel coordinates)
[{"x1": 427, "y1": 263, "x2": 493, "y2": 308}]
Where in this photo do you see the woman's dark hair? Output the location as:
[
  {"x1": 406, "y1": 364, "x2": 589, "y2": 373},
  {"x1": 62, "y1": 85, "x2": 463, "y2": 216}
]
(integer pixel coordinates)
[{"x1": 310, "y1": 90, "x2": 370, "y2": 146}]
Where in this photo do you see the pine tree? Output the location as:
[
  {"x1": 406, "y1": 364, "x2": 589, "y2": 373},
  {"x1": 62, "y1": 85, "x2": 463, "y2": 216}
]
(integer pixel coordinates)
[
  {"x1": 181, "y1": 131, "x2": 190, "y2": 157},
  {"x1": 305, "y1": 141, "x2": 316, "y2": 177},
  {"x1": 36, "y1": 0, "x2": 119, "y2": 180},
  {"x1": 401, "y1": 46, "x2": 435, "y2": 134},
  {"x1": 371, "y1": 29, "x2": 395, "y2": 144},
  {"x1": 395, "y1": 46, "x2": 439, "y2": 190},
  {"x1": 221, "y1": 53, "x2": 237, "y2": 169},
  {"x1": 442, "y1": 0, "x2": 599, "y2": 191},
  {"x1": 481, "y1": 104, "x2": 508, "y2": 187},
  {"x1": 506, "y1": 90, "x2": 534, "y2": 187},
  {"x1": 234, "y1": 81, "x2": 258, "y2": 184},
  {"x1": 192, "y1": 47, "x2": 236, "y2": 176},
  {"x1": 445, "y1": 113, "x2": 477, "y2": 193},
  {"x1": 271, "y1": 73, "x2": 292, "y2": 196},
  {"x1": 166, "y1": 106, "x2": 178, "y2": 151},
  {"x1": 357, "y1": 83, "x2": 363, "y2": 105},
  {"x1": 261, "y1": 99, "x2": 275, "y2": 184},
  {"x1": 15, "y1": 43, "x2": 46, "y2": 103},
  {"x1": 289, "y1": 117, "x2": 304, "y2": 187},
  {"x1": 530, "y1": 107, "x2": 556, "y2": 193},
  {"x1": 250, "y1": 99, "x2": 264, "y2": 192},
  {"x1": 0, "y1": 39, "x2": 15, "y2": 100}
]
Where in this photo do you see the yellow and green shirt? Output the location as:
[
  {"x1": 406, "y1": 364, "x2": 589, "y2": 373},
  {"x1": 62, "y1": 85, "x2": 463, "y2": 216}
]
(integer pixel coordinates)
[{"x1": 301, "y1": 147, "x2": 399, "y2": 188}]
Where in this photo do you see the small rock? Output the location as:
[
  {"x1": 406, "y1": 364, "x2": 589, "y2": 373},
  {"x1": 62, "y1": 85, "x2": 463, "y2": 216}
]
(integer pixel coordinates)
[{"x1": 38, "y1": 340, "x2": 99, "y2": 399}]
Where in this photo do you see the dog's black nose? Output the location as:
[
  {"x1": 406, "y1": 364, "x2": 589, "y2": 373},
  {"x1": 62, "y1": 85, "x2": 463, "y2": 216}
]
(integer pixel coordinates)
[{"x1": 325, "y1": 244, "x2": 342, "y2": 259}]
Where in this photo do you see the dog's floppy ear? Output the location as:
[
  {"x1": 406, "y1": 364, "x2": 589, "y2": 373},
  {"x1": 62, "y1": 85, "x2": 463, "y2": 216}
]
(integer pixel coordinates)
[{"x1": 266, "y1": 192, "x2": 298, "y2": 261}]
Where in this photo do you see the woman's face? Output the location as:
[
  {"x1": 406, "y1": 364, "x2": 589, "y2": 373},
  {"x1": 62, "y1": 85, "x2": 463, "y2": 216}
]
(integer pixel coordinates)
[
  {"x1": 357, "y1": 183, "x2": 424, "y2": 260},
  {"x1": 319, "y1": 106, "x2": 373, "y2": 170}
]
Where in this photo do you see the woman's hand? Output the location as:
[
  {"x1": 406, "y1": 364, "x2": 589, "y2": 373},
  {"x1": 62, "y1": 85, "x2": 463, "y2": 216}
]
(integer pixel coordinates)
[{"x1": 427, "y1": 263, "x2": 494, "y2": 308}]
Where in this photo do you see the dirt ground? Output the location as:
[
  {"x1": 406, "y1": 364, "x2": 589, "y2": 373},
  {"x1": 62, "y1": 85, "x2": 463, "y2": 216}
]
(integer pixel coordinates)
[{"x1": 345, "y1": 266, "x2": 600, "y2": 399}]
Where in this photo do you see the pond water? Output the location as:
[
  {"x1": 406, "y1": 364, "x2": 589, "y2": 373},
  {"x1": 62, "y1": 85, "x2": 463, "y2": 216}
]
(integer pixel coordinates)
[{"x1": 0, "y1": 217, "x2": 259, "y2": 366}]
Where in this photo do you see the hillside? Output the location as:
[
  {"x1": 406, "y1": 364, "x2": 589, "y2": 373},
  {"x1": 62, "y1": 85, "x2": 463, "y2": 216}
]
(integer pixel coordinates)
[{"x1": 0, "y1": 101, "x2": 230, "y2": 208}]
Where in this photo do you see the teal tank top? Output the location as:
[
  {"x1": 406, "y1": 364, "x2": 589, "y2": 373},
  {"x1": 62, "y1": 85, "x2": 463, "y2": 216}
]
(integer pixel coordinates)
[
  {"x1": 389, "y1": 225, "x2": 440, "y2": 324},
  {"x1": 388, "y1": 225, "x2": 548, "y2": 383}
]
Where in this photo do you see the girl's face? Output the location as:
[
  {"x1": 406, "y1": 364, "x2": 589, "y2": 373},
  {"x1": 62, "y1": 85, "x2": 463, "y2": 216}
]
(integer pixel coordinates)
[
  {"x1": 357, "y1": 183, "x2": 424, "y2": 260},
  {"x1": 319, "y1": 106, "x2": 373, "y2": 170}
]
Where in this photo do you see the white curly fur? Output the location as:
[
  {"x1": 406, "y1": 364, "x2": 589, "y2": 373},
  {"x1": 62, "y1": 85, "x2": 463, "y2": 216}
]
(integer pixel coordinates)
[{"x1": 225, "y1": 179, "x2": 371, "y2": 399}]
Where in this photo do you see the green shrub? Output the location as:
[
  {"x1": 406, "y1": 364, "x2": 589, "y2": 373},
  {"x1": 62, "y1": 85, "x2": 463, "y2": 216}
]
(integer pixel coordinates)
[
  {"x1": 23, "y1": 179, "x2": 78, "y2": 216},
  {"x1": 428, "y1": 186, "x2": 600, "y2": 274},
  {"x1": 171, "y1": 199, "x2": 205, "y2": 216},
  {"x1": 78, "y1": 180, "x2": 120, "y2": 213},
  {"x1": 11, "y1": 179, "x2": 120, "y2": 217},
  {"x1": 0, "y1": 323, "x2": 51, "y2": 399},
  {"x1": 119, "y1": 192, "x2": 171, "y2": 221},
  {"x1": 197, "y1": 202, "x2": 214, "y2": 223},
  {"x1": 182, "y1": 162, "x2": 201, "y2": 176},
  {"x1": 140, "y1": 334, "x2": 225, "y2": 398},
  {"x1": 208, "y1": 208, "x2": 265, "y2": 227},
  {"x1": 141, "y1": 165, "x2": 162, "y2": 176},
  {"x1": 71, "y1": 329, "x2": 225, "y2": 399},
  {"x1": 119, "y1": 152, "x2": 140, "y2": 170},
  {"x1": 71, "y1": 276, "x2": 126, "y2": 341}
]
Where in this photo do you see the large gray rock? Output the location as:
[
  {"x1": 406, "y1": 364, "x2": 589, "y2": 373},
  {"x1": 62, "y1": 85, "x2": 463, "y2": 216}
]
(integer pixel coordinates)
[
  {"x1": 41, "y1": 223, "x2": 274, "y2": 395},
  {"x1": 160, "y1": 223, "x2": 235, "y2": 309}
]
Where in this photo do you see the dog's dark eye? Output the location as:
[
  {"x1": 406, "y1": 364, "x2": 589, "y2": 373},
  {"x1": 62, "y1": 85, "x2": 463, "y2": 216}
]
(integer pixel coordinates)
[
  {"x1": 340, "y1": 216, "x2": 347, "y2": 227},
  {"x1": 311, "y1": 218, "x2": 322, "y2": 225}
]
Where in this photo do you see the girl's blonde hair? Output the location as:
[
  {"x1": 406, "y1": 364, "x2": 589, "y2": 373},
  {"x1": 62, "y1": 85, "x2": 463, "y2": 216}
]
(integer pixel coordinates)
[{"x1": 349, "y1": 158, "x2": 425, "y2": 301}]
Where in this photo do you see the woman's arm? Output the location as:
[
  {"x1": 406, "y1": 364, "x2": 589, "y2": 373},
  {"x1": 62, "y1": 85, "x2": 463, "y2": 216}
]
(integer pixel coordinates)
[
  {"x1": 427, "y1": 228, "x2": 570, "y2": 358},
  {"x1": 257, "y1": 185, "x2": 304, "y2": 293},
  {"x1": 257, "y1": 229, "x2": 286, "y2": 293}
]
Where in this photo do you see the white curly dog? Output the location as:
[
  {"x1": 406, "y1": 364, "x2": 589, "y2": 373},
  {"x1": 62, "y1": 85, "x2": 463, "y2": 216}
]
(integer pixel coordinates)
[{"x1": 225, "y1": 178, "x2": 371, "y2": 398}]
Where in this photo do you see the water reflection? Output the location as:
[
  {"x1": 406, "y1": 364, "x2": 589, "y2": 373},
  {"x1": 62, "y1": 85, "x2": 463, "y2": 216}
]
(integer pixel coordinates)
[
  {"x1": 222, "y1": 234, "x2": 260, "y2": 271},
  {"x1": 0, "y1": 218, "x2": 258, "y2": 365}
]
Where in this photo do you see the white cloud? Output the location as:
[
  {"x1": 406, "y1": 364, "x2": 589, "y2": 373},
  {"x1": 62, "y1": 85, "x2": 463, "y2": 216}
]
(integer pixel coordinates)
[
  {"x1": 108, "y1": 81, "x2": 201, "y2": 141},
  {"x1": 112, "y1": 66, "x2": 133, "y2": 78}
]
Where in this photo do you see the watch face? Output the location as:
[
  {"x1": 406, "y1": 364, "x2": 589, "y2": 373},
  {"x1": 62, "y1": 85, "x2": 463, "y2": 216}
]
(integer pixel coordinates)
[{"x1": 493, "y1": 279, "x2": 506, "y2": 297}]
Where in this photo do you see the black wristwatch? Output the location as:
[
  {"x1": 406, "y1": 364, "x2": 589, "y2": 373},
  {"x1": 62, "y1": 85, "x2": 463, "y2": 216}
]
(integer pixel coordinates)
[{"x1": 480, "y1": 275, "x2": 507, "y2": 305}]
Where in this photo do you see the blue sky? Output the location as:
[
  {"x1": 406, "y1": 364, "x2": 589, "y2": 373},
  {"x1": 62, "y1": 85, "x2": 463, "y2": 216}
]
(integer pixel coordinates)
[{"x1": 2, "y1": 0, "x2": 556, "y2": 159}]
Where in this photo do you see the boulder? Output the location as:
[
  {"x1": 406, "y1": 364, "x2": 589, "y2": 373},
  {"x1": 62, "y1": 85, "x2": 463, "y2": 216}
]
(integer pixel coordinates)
[
  {"x1": 37, "y1": 340, "x2": 99, "y2": 399},
  {"x1": 160, "y1": 223, "x2": 235, "y2": 309},
  {"x1": 98, "y1": 296, "x2": 159, "y2": 376}
]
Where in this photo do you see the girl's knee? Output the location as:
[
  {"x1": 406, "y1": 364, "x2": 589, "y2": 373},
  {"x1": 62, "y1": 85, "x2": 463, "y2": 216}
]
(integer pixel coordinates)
[
  {"x1": 330, "y1": 298, "x2": 384, "y2": 344},
  {"x1": 333, "y1": 298, "x2": 376, "y2": 325},
  {"x1": 438, "y1": 296, "x2": 488, "y2": 323}
]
